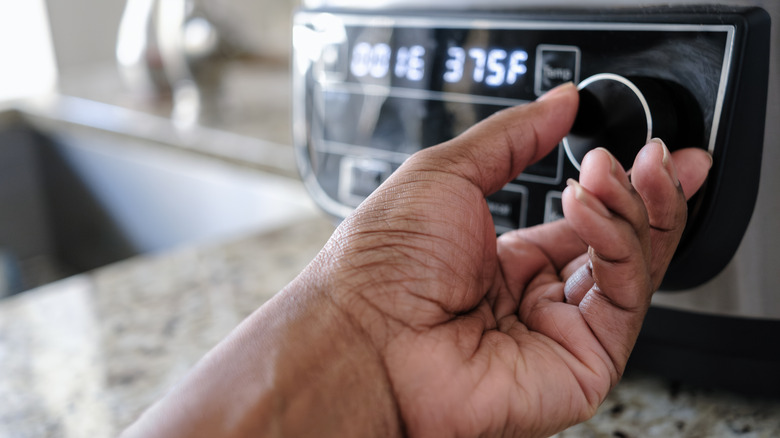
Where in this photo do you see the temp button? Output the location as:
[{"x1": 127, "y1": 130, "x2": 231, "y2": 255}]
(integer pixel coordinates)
[{"x1": 534, "y1": 45, "x2": 581, "y2": 96}]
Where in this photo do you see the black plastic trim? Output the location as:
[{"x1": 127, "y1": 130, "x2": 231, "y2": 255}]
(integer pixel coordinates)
[
  {"x1": 631, "y1": 307, "x2": 780, "y2": 396},
  {"x1": 662, "y1": 7, "x2": 770, "y2": 290}
]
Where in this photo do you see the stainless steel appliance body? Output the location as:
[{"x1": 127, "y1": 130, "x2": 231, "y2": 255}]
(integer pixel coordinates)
[{"x1": 292, "y1": 0, "x2": 779, "y2": 393}]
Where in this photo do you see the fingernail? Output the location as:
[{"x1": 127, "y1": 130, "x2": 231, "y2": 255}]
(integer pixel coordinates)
[
  {"x1": 651, "y1": 138, "x2": 680, "y2": 187},
  {"x1": 594, "y1": 147, "x2": 618, "y2": 175},
  {"x1": 705, "y1": 151, "x2": 714, "y2": 169},
  {"x1": 594, "y1": 147, "x2": 632, "y2": 190},
  {"x1": 567, "y1": 178, "x2": 611, "y2": 217},
  {"x1": 538, "y1": 82, "x2": 575, "y2": 102}
]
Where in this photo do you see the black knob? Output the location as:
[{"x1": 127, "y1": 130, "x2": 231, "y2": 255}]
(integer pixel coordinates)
[{"x1": 563, "y1": 73, "x2": 684, "y2": 171}]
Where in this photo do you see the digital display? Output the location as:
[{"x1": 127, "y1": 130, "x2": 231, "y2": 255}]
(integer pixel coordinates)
[
  {"x1": 312, "y1": 23, "x2": 545, "y2": 100},
  {"x1": 443, "y1": 47, "x2": 528, "y2": 87},
  {"x1": 349, "y1": 41, "x2": 528, "y2": 88},
  {"x1": 350, "y1": 43, "x2": 425, "y2": 81}
]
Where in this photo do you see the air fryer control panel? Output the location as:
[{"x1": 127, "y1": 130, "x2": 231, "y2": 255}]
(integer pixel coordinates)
[{"x1": 292, "y1": 8, "x2": 770, "y2": 290}]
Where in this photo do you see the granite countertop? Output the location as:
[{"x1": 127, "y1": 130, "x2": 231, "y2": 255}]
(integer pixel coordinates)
[
  {"x1": 2, "y1": 210, "x2": 779, "y2": 437},
  {"x1": 2, "y1": 60, "x2": 779, "y2": 437},
  {"x1": 0, "y1": 214, "x2": 337, "y2": 437}
]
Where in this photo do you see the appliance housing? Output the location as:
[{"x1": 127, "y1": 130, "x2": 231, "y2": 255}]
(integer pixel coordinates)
[{"x1": 292, "y1": 0, "x2": 779, "y2": 394}]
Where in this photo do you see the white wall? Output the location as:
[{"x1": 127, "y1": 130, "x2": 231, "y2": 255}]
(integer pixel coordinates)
[
  {"x1": 44, "y1": 0, "x2": 125, "y2": 73},
  {"x1": 0, "y1": 0, "x2": 58, "y2": 101}
]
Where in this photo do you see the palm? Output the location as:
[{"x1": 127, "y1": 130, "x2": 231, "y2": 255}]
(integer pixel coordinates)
[
  {"x1": 326, "y1": 87, "x2": 710, "y2": 437},
  {"x1": 359, "y1": 173, "x2": 614, "y2": 438}
]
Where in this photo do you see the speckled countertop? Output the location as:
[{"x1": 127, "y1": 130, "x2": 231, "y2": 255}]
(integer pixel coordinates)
[
  {"x1": 2, "y1": 57, "x2": 779, "y2": 437},
  {"x1": 0, "y1": 215, "x2": 336, "y2": 437},
  {"x1": 2, "y1": 211, "x2": 779, "y2": 438}
]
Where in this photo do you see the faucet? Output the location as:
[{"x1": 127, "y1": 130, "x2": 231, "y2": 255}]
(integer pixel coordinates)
[{"x1": 117, "y1": 0, "x2": 227, "y2": 128}]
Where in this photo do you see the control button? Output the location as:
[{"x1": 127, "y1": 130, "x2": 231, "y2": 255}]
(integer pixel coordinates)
[
  {"x1": 564, "y1": 74, "x2": 650, "y2": 171},
  {"x1": 319, "y1": 41, "x2": 349, "y2": 80},
  {"x1": 535, "y1": 45, "x2": 581, "y2": 96},
  {"x1": 564, "y1": 73, "x2": 693, "y2": 171},
  {"x1": 544, "y1": 191, "x2": 564, "y2": 223},
  {"x1": 516, "y1": 144, "x2": 562, "y2": 184},
  {"x1": 487, "y1": 185, "x2": 528, "y2": 233},
  {"x1": 308, "y1": 13, "x2": 350, "y2": 81},
  {"x1": 339, "y1": 157, "x2": 393, "y2": 206}
]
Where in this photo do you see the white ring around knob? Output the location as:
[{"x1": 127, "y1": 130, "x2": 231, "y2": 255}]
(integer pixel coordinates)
[{"x1": 562, "y1": 73, "x2": 653, "y2": 171}]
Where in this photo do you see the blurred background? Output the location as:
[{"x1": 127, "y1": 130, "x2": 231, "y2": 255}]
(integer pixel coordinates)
[
  {"x1": 59, "y1": 0, "x2": 297, "y2": 141},
  {"x1": 0, "y1": 0, "x2": 316, "y2": 298},
  {"x1": 1, "y1": 2, "x2": 333, "y2": 435},
  {"x1": 2, "y1": 0, "x2": 300, "y2": 138}
]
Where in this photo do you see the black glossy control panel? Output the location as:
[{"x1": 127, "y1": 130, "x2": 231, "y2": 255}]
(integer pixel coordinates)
[{"x1": 293, "y1": 8, "x2": 769, "y2": 288}]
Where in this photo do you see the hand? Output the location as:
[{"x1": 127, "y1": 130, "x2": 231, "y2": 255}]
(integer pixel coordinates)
[
  {"x1": 121, "y1": 83, "x2": 712, "y2": 438},
  {"x1": 313, "y1": 83, "x2": 712, "y2": 437}
]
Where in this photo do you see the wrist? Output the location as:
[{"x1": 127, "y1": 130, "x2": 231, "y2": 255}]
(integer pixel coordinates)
[
  {"x1": 121, "y1": 269, "x2": 403, "y2": 438},
  {"x1": 262, "y1": 275, "x2": 404, "y2": 437}
]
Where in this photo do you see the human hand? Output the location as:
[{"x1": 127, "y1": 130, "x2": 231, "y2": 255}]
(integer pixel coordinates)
[
  {"x1": 311, "y1": 83, "x2": 712, "y2": 437},
  {"x1": 120, "y1": 83, "x2": 713, "y2": 438}
]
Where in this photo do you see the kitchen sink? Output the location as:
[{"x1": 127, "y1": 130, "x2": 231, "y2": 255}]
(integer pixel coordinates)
[{"x1": 0, "y1": 98, "x2": 319, "y2": 297}]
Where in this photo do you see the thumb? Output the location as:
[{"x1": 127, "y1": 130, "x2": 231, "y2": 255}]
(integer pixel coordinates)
[{"x1": 410, "y1": 83, "x2": 579, "y2": 196}]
